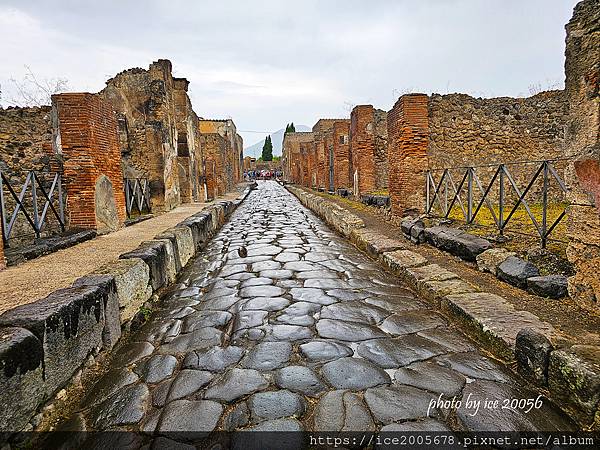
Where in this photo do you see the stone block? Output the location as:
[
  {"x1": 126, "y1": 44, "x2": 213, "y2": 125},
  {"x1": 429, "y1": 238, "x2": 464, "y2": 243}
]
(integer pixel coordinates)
[
  {"x1": 404, "y1": 264, "x2": 460, "y2": 291},
  {"x1": 419, "y1": 278, "x2": 477, "y2": 305},
  {"x1": 476, "y1": 248, "x2": 515, "y2": 275},
  {"x1": 89, "y1": 258, "x2": 152, "y2": 324},
  {"x1": 0, "y1": 285, "x2": 106, "y2": 398},
  {"x1": 156, "y1": 226, "x2": 195, "y2": 271},
  {"x1": 0, "y1": 327, "x2": 45, "y2": 432},
  {"x1": 423, "y1": 226, "x2": 492, "y2": 261},
  {"x1": 549, "y1": 345, "x2": 600, "y2": 427},
  {"x1": 442, "y1": 292, "x2": 556, "y2": 361},
  {"x1": 381, "y1": 250, "x2": 428, "y2": 276},
  {"x1": 120, "y1": 241, "x2": 169, "y2": 291},
  {"x1": 72, "y1": 274, "x2": 121, "y2": 348},
  {"x1": 497, "y1": 256, "x2": 539, "y2": 289},
  {"x1": 515, "y1": 328, "x2": 553, "y2": 386},
  {"x1": 527, "y1": 275, "x2": 568, "y2": 299}
]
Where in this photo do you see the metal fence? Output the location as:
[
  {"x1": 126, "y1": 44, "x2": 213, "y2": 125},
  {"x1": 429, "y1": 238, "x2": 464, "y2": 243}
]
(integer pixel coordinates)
[
  {"x1": 425, "y1": 159, "x2": 568, "y2": 248},
  {"x1": 124, "y1": 178, "x2": 151, "y2": 217},
  {"x1": 0, "y1": 170, "x2": 65, "y2": 246}
]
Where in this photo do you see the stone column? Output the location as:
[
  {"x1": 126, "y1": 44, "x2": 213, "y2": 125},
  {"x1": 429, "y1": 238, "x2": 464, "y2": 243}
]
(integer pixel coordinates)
[
  {"x1": 349, "y1": 105, "x2": 376, "y2": 195},
  {"x1": 387, "y1": 94, "x2": 430, "y2": 216}
]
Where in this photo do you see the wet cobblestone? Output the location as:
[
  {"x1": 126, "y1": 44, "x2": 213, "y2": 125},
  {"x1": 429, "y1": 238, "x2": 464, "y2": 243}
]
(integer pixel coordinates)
[{"x1": 63, "y1": 181, "x2": 576, "y2": 443}]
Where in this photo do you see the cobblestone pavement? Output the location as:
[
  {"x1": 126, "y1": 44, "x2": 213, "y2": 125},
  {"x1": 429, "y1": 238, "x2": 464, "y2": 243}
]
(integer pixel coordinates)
[{"x1": 61, "y1": 181, "x2": 575, "y2": 447}]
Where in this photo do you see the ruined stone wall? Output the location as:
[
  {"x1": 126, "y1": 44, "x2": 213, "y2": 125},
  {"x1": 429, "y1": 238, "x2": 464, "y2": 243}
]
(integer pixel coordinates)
[
  {"x1": 52, "y1": 93, "x2": 126, "y2": 232},
  {"x1": 374, "y1": 109, "x2": 389, "y2": 191},
  {"x1": 350, "y1": 105, "x2": 376, "y2": 195},
  {"x1": 428, "y1": 91, "x2": 569, "y2": 202},
  {"x1": 0, "y1": 106, "x2": 65, "y2": 245},
  {"x1": 333, "y1": 121, "x2": 351, "y2": 189},
  {"x1": 101, "y1": 60, "x2": 181, "y2": 212},
  {"x1": 199, "y1": 133, "x2": 226, "y2": 200},
  {"x1": 282, "y1": 132, "x2": 313, "y2": 184},
  {"x1": 563, "y1": 0, "x2": 600, "y2": 310},
  {"x1": 199, "y1": 119, "x2": 241, "y2": 194},
  {"x1": 387, "y1": 94, "x2": 430, "y2": 215}
]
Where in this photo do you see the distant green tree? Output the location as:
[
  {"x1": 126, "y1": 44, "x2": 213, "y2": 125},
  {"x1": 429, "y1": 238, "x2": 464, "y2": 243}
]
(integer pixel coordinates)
[
  {"x1": 289, "y1": 122, "x2": 295, "y2": 132},
  {"x1": 261, "y1": 135, "x2": 273, "y2": 161}
]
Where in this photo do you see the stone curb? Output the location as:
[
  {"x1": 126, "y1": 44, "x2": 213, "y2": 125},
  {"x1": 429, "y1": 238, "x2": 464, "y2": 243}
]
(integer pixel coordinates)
[
  {"x1": 0, "y1": 186, "x2": 253, "y2": 433},
  {"x1": 286, "y1": 185, "x2": 599, "y2": 428}
]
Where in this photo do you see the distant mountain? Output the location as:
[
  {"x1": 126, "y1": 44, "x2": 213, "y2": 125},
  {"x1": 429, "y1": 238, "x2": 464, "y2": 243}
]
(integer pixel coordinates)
[{"x1": 244, "y1": 125, "x2": 310, "y2": 158}]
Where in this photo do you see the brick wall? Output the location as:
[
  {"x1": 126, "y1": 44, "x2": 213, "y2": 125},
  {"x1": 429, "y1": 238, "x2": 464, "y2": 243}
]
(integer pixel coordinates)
[
  {"x1": 563, "y1": 0, "x2": 600, "y2": 311},
  {"x1": 387, "y1": 94, "x2": 430, "y2": 216},
  {"x1": 282, "y1": 132, "x2": 314, "y2": 184},
  {"x1": 53, "y1": 93, "x2": 126, "y2": 232},
  {"x1": 200, "y1": 133, "x2": 226, "y2": 199},
  {"x1": 0, "y1": 222, "x2": 5, "y2": 270},
  {"x1": 333, "y1": 121, "x2": 351, "y2": 189},
  {"x1": 374, "y1": 110, "x2": 389, "y2": 190},
  {"x1": 350, "y1": 105, "x2": 376, "y2": 195}
]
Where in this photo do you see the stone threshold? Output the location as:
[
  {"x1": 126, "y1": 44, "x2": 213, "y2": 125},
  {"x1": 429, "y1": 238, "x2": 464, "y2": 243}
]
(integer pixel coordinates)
[
  {"x1": 0, "y1": 183, "x2": 257, "y2": 434},
  {"x1": 287, "y1": 185, "x2": 600, "y2": 430}
]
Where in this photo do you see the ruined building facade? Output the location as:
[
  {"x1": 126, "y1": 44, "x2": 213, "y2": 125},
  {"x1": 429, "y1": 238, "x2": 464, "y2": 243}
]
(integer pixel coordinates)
[
  {"x1": 0, "y1": 59, "x2": 243, "y2": 266},
  {"x1": 283, "y1": 0, "x2": 599, "y2": 311}
]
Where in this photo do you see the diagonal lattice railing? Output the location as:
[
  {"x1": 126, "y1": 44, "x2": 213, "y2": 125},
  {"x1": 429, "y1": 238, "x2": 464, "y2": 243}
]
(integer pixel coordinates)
[
  {"x1": 425, "y1": 160, "x2": 568, "y2": 248},
  {"x1": 124, "y1": 178, "x2": 151, "y2": 218},
  {"x1": 0, "y1": 170, "x2": 65, "y2": 246}
]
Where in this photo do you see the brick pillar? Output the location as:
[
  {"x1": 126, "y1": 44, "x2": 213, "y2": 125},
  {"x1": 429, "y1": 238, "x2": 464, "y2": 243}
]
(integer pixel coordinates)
[
  {"x1": 333, "y1": 121, "x2": 351, "y2": 189},
  {"x1": 52, "y1": 93, "x2": 126, "y2": 232},
  {"x1": 387, "y1": 94, "x2": 430, "y2": 216},
  {"x1": 350, "y1": 105, "x2": 376, "y2": 195}
]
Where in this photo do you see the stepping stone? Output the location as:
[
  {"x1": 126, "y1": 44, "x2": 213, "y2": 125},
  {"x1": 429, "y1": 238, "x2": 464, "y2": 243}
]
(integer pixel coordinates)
[
  {"x1": 159, "y1": 327, "x2": 223, "y2": 354},
  {"x1": 183, "y1": 346, "x2": 244, "y2": 372},
  {"x1": 321, "y1": 357, "x2": 390, "y2": 389},
  {"x1": 380, "y1": 311, "x2": 445, "y2": 335},
  {"x1": 364, "y1": 385, "x2": 438, "y2": 424},
  {"x1": 313, "y1": 390, "x2": 375, "y2": 432},
  {"x1": 316, "y1": 319, "x2": 386, "y2": 341},
  {"x1": 434, "y1": 352, "x2": 512, "y2": 382},
  {"x1": 320, "y1": 301, "x2": 389, "y2": 325},
  {"x1": 394, "y1": 361, "x2": 466, "y2": 397},
  {"x1": 182, "y1": 311, "x2": 232, "y2": 332},
  {"x1": 91, "y1": 383, "x2": 149, "y2": 429},
  {"x1": 357, "y1": 335, "x2": 448, "y2": 368},
  {"x1": 157, "y1": 399, "x2": 223, "y2": 440},
  {"x1": 167, "y1": 369, "x2": 213, "y2": 401},
  {"x1": 204, "y1": 368, "x2": 269, "y2": 402},
  {"x1": 248, "y1": 390, "x2": 306, "y2": 423},
  {"x1": 274, "y1": 366, "x2": 326, "y2": 397},
  {"x1": 290, "y1": 288, "x2": 337, "y2": 305},
  {"x1": 240, "y1": 286, "x2": 285, "y2": 298},
  {"x1": 241, "y1": 342, "x2": 292, "y2": 370},
  {"x1": 299, "y1": 341, "x2": 354, "y2": 362},
  {"x1": 135, "y1": 354, "x2": 177, "y2": 383}
]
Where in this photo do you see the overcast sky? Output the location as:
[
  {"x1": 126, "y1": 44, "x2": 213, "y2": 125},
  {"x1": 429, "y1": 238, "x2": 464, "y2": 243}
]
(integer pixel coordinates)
[{"x1": 0, "y1": 0, "x2": 578, "y2": 149}]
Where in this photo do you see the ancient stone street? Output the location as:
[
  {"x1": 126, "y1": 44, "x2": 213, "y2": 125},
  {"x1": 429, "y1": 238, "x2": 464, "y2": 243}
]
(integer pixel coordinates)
[{"x1": 61, "y1": 181, "x2": 575, "y2": 445}]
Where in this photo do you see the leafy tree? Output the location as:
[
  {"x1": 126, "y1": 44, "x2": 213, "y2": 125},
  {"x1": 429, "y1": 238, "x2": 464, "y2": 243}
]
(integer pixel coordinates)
[
  {"x1": 261, "y1": 135, "x2": 273, "y2": 161},
  {"x1": 289, "y1": 122, "x2": 295, "y2": 132}
]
